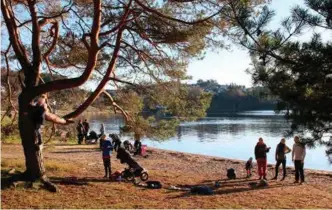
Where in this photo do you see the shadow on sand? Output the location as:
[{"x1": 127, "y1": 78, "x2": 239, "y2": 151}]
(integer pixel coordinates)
[
  {"x1": 50, "y1": 176, "x2": 116, "y2": 185},
  {"x1": 169, "y1": 177, "x2": 297, "y2": 198}
]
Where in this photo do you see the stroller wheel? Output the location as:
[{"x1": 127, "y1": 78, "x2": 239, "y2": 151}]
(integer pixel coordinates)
[
  {"x1": 140, "y1": 172, "x2": 149, "y2": 181},
  {"x1": 125, "y1": 172, "x2": 135, "y2": 182}
]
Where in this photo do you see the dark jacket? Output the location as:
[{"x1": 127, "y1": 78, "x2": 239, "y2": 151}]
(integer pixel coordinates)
[
  {"x1": 83, "y1": 121, "x2": 90, "y2": 133},
  {"x1": 276, "y1": 143, "x2": 286, "y2": 160},
  {"x1": 30, "y1": 104, "x2": 45, "y2": 128},
  {"x1": 76, "y1": 123, "x2": 84, "y2": 135},
  {"x1": 134, "y1": 140, "x2": 142, "y2": 154},
  {"x1": 245, "y1": 160, "x2": 253, "y2": 170},
  {"x1": 255, "y1": 142, "x2": 269, "y2": 159}
]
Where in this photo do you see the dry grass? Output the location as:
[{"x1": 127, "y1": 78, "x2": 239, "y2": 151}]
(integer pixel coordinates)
[
  {"x1": 1, "y1": 158, "x2": 78, "y2": 174},
  {"x1": 1, "y1": 144, "x2": 332, "y2": 209}
]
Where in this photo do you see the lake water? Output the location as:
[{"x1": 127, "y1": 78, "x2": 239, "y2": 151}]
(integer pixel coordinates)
[{"x1": 88, "y1": 111, "x2": 332, "y2": 171}]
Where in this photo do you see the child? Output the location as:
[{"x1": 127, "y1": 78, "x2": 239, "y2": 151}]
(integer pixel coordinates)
[
  {"x1": 101, "y1": 135, "x2": 113, "y2": 179},
  {"x1": 245, "y1": 157, "x2": 253, "y2": 178}
]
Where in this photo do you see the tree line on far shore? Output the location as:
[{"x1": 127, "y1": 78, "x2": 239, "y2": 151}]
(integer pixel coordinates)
[{"x1": 194, "y1": 79, "x2": 276, "y2": 114}]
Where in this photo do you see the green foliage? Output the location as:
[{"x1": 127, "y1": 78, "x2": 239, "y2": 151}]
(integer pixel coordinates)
[
  {"x1": 115, "y1": 83, "x2": 211, "y2": 139},
  {"x1": 1, "y1": 116, "x2": 20, "y2": 144},
  {"x1": 205, "y1": 85, "x2": 275, "y2": 114}
]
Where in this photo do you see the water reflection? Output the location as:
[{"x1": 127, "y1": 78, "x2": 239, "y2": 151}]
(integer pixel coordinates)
[
  {"x1": 85, "y1": 111, "x2": 331, "y2": 171},
  {"x1": 175, "y1": 118, "x2": 291, "y2": 141}
]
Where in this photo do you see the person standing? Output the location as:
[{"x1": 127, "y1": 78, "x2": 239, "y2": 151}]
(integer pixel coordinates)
[
  {"x1": 245, "y1": 157, "x2": 253, "y2": 178},
  {"x1": 30, "y1": 95, "x2": 47, "y2": 147},
  {"x1": 110, "y1": 133, "x2": 121, "y2": 152},
  {"x1": 83, "y1": 119, "x2": 90, "y2": 142},
  {"x1": 76, "y1": 120, "x2": 84, "y2": 144},
  {"x1": 101, "y1": 135, "x2": 113, "y2": 179},
  {"x1": 292, "y1": 136, "x2": 306, "y2": 184},
  {"x1": 272, "y1": 138, "x2": 292, "y2": 180},
  {"x1": 134, "y1": 133, "x2": 142, "y2": 156},
  {"x1": 29, "y1": 95, "x2": 72, "y2": 149},
  {"x1": 100, "y1": 123, "x2": 105, "y2": 137},
  {"x1": 254, "y1": 137, "x2": 271, "y2": 180}
]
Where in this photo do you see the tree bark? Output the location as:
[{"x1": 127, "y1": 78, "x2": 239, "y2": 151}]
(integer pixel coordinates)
[{"x1": 18, "y1": 93, "x2": 45, "y2": 181}]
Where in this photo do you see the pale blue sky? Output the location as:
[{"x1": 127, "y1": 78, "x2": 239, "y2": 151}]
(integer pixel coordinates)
[{"x1": 187, "y1": 0, "x2": 331, "y2": 87}]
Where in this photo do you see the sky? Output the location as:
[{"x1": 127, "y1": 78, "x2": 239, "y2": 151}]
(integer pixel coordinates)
[
  {"x1": 2, "y1": 0, "x2": 330, "y2": 90},
  {"x1": 186, "y1": 0, "x2": 330, "y2": 87}
]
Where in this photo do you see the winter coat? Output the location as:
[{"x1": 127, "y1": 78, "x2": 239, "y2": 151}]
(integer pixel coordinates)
[
  {"x1": 255, "y1": 142, "x2": 269, "y2": 159},
  {"x1": 292, "y1": 143, "x2": 306, "y2": 161},
  {"x1": 102, "y1": 139, "x2": 113, "y2": 159}
]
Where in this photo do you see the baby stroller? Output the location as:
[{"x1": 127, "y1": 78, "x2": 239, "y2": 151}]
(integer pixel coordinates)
[
  {"x1": 86, "y1": 131, "x2": 99, "y2": 144},
  {"x1": 116, "y1": 147, "x2": 148, "y2": 182}
]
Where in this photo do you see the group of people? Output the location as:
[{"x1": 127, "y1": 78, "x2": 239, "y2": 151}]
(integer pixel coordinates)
[
  {"x1": 98, "y1": 133, "x2": 144, "y2": 179},
  {"x1": 246, "y1": 136, "x2": 306, "y2": 184}
]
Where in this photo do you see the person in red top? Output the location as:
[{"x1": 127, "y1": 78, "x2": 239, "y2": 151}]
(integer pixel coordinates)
[{"x1": 254, "y1": 137, "x2": 271, "y2": 180}]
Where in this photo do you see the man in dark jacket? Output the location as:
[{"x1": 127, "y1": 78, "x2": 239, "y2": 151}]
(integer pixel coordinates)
[
  {"x1": 30, "y1": 95, "x2": 47, "y2": 146},
  {"x1": 76, "y1": 120, "x2": 84, "y2": 144},
  {"x1": 272, "y1": 138, "x2": 291, "y2": 180},
  {"x1": 82, "y1": 119, "x2": 90, "y2": 142},
  {"x1": 30, "y1": 95, "x2": 72, "y2": 149},
  {"x1": 254, "y1": 137, "x2": 271, "y2": 180}
]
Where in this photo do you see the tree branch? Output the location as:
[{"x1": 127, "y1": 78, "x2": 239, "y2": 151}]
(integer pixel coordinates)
[
  {"x1": 109, "y1": 77, "x2": 136, "y2": 87},
  {"x1": 27, "y1": 0, "x2": 42, "y2": 86},
  {"x1": 134, "y1": 0, "x2": 223, "y2": 25},
  {"x1": 61, "y1": 1, "x2": 133, "y2": 119},
  {"x1": 25, "y1": 0, "x2": 103, "y2": 105},
  {"x1": 102, "y1": 90, "x2": 130, "y2": 124},
  {"x1": 1, "y1": 0, "x2": 30, "y2": 70},
  {"x1": 63, "y1": 25, "x2": 125, "y2": 119},
  {"x1": 43, "y1": 21, "x2": 59, "y2": 60},
  {"x1": 3, "y1": 44, "x2": 18, "y2": 114}
]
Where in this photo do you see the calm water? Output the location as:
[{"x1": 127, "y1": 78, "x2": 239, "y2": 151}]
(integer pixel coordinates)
[{"x1": 87, "y1": 111, "x2": 332, "y2": 171}]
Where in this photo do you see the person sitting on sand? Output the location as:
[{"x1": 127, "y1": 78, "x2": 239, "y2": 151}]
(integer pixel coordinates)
[
  {"x1": 292, "y1": 136, "x2": 306, "y2": 184},
  {"x1": 134, "y1": 133, "x2": 142, "y2": 156},
  {"x1": 254, "y1": 137, "x2": 271, "y2": 180},
  {"x1": 101, "y1": 135, "x2": 113, "y2": 179},
  {"x1": 272, "y1": 138, "x2": 291, "y2": 181},
  {"x1": 245, "y1": 157, "x2": 253, "y2": 178}
]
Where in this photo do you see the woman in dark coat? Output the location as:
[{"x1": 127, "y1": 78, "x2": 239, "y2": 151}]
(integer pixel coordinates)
[{"x1": 254, "y1": 137, "x2": 271, "y2": 180}]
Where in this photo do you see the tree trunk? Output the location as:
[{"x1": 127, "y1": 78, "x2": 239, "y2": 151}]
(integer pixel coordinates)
[{"x1": 18, "y1": 93, "x2": 45, "y2": 181}]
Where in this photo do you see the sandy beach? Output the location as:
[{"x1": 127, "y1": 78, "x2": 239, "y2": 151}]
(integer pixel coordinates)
[{"x1": 1, "y1": 143, "x2": 332, "y2": 209}]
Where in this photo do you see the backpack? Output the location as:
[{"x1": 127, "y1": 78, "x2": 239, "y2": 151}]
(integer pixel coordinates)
[
  {"x1": 227, "y1": 168, "x2": 236, "y2": 179},
  {"x1": 146, "y1": 181, "x2": 162, "y2": 189}
]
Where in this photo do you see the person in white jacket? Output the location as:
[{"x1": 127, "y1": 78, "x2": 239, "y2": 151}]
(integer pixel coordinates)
[{"x1": 292, "y1": 136, "x2": 306, "y2": 184}]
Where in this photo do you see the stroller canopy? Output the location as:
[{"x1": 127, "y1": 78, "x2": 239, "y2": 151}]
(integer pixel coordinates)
[{"x1": 116, "y1": 147, "x2": 142, "y2": 170}]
